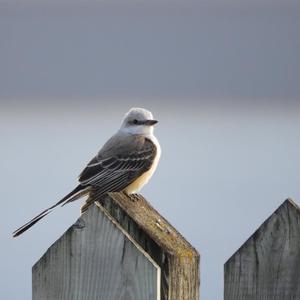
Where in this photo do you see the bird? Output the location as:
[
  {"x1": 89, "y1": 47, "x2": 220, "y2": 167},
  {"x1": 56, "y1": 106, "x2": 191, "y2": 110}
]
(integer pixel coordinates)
[{"x1": 13, "y1": 107, "x2": 161, "y2": 237}]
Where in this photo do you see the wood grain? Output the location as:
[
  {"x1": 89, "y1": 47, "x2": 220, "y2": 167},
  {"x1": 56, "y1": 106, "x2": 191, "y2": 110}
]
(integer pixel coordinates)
[
  {"x1": 33, "y1": 204, "x2": 160, "y2": 300},
  {"x1": 225, "y1": 199, "x2": 300, "y2": 300},
  {"x1": 98, "y1": 192, "x2": 200, "y2": 300},
  {"x1": 33, "y1": 191, "x2": 200, "y2": 300}
]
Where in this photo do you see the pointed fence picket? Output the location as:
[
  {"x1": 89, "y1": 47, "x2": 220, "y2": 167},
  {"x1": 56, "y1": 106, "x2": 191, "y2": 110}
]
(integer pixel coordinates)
[{"x1": 32, "y1": 192, "x2": 200, "y2": 300}]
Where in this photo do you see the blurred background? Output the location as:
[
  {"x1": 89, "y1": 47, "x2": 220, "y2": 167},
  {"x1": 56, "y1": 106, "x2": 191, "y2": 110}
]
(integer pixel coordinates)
[{"x1": 1, "y1": 1, "x2": 300, "y2": 299}]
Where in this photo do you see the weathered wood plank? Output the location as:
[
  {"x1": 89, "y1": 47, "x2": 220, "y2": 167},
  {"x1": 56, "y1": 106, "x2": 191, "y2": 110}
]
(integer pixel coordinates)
[
  {"x1": 33, "y1": 192, "x2": 199, "y2": 300},
  {"x1": 224, "y1": 199, "x2": 300, "y2": 300},
  {"x1": 33, "y1": 203, "x2": 160, "y2": 300},
  {"x1": 98, "y1": 192, "x2": 200, "y2": 300}
]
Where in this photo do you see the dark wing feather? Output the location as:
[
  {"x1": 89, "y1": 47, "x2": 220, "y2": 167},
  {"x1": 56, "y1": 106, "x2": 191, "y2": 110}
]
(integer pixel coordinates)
[
  {"x1": 78, "y1": 156, "x2": 116, "y2": 182},
  {"x1": 78, "y1": 138, "x2": 157, "y2": 213},
  {"x1": 78, "y1": 137, "x2": 156, "y2": 193}
]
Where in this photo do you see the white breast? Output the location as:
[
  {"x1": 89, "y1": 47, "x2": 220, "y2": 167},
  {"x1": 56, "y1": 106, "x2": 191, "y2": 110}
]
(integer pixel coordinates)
[{"x1": 124, "y1": 135, "x2": 161, "y2": 194}]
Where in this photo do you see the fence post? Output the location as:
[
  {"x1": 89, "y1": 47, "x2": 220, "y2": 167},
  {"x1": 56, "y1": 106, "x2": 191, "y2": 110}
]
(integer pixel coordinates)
[
  {"x1": 32, "y1": 192, "x2": 200, "y2": 300},
  {"x1": 224, "y1": 198, "x2": 300, "y2": 300}
]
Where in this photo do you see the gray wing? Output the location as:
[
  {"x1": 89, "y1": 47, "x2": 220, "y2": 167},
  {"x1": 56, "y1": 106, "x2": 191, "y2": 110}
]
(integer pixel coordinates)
[{"x1": 78, "y1": 137, "x2": 157, "y2": 195}]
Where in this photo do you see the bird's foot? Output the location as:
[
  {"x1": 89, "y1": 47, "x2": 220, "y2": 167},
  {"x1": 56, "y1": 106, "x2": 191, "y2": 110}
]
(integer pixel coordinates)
[{"x1": 129, "y1": 193, "x2": 140, "y2": 202}]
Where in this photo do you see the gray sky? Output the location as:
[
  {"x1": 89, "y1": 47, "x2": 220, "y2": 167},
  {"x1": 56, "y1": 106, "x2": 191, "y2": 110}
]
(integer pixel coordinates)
[
  {"x1": 1, "y1": 2, "x2": 300, "y2": 300},
  {"x1": 1, "y1": 1, "x2": 300, "y2": 101}
]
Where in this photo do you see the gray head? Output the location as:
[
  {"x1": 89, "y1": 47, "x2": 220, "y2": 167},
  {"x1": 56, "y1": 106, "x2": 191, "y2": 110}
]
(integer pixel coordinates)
[{"x1": 120, "y1": 107, "x2": 158, "y2": 135}]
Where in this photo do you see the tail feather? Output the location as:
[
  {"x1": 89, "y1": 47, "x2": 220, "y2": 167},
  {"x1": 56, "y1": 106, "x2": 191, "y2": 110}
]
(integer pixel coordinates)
[
  {"x1": 12, "y1": 210, "x2": 52, "y2": 237},
  {"x1": 13, "y1": 185, "x2": 89, "y2": 237}
]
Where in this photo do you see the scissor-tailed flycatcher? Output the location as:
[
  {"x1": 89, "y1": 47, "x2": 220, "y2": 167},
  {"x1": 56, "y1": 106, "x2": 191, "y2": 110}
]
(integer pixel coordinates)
[{"x1": 13, "y1": 107, "x2": 161, "y2": 237}]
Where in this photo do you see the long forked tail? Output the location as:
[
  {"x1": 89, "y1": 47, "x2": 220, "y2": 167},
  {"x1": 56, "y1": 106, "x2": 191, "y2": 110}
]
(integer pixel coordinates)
[{"x1": 12, "y1": 185, "x2": 90, "y2": 237}]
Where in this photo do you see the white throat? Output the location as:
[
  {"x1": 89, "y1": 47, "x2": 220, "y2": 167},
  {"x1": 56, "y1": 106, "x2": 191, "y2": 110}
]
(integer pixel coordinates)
[{"x1": 119, "y1": 125, "x2": 154, "y2": 136}]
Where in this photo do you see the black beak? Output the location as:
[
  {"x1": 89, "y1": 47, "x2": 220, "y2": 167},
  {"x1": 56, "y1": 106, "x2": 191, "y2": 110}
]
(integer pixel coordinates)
[{"x1": 144, "y1": 119, "x2": 158, "y2": 126}]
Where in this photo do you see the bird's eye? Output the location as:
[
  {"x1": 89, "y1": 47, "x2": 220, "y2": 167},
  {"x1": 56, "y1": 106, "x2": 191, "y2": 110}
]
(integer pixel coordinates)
[{"x1": 133, "y1": 119, "x2": 138, "y2": 124}]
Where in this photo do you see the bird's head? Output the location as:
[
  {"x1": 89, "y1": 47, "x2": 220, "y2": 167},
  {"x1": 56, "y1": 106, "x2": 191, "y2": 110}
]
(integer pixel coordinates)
[{"x1": 120, "y1": 107, "x2": 158, "y2": 135}]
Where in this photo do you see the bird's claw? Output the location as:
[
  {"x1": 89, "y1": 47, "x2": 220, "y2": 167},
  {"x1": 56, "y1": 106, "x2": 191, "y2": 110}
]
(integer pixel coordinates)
[{"x1": 129, "y1": 193, "x2": 140, "y2": 202}]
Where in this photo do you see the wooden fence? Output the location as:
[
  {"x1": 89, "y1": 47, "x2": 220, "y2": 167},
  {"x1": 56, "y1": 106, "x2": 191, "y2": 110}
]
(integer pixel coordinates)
[
  {"x1": 32, "y1": 192, "x2": 199, "y2": 300},
  {"x1": 225, "y1": 198, "x2": 300, "y2": 300},
  {"x1": 32, "y1": 195, "x2": 300, "y2": 299}
]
